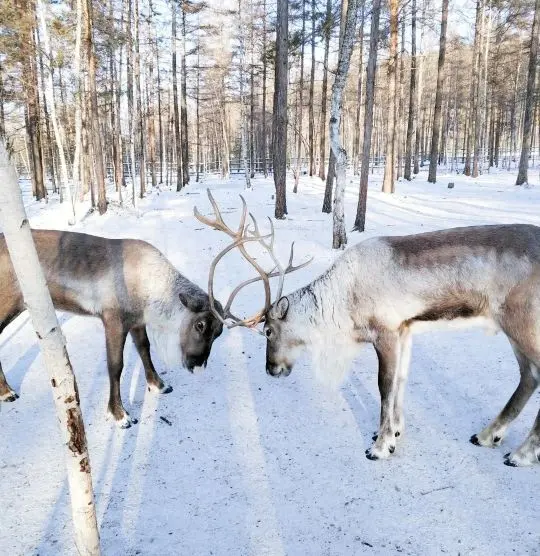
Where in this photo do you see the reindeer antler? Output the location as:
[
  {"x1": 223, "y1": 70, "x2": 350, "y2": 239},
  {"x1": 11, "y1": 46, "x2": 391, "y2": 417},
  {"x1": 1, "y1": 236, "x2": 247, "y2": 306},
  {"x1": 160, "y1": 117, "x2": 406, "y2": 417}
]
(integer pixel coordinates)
[{"x1": 194, "y1": 189, "x2": 312, "y2": 331}]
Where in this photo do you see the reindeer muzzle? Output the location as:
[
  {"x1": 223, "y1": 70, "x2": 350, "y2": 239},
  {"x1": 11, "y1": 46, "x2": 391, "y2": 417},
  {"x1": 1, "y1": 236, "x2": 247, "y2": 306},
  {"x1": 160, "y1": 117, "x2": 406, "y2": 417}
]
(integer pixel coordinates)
[{"x1": 266, "y1": 362, "x2": 292, "y2": 378}]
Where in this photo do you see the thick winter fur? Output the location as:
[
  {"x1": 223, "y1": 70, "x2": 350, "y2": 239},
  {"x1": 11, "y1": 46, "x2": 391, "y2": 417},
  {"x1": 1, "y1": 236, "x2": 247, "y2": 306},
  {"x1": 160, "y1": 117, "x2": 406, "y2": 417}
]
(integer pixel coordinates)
[
  {"x1": 0, "y1": 230, "x2": 223, "y2": 428},
  {"x1": 264, "y1": 224, "x2": 540, "y2": 466}
]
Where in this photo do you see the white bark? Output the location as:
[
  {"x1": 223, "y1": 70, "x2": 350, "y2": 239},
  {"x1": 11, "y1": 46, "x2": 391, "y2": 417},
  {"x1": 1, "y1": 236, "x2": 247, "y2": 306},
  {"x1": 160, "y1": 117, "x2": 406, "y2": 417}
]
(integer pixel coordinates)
[
  {"x1": 0, "y1": 142, "x2": 100, "y2": 556},
  {"x1": 330, "y1": 0, "x2": 357, "y2": 249},
  {"x1": 37, "y1": 0, "x2": 75, "y2": 223}
]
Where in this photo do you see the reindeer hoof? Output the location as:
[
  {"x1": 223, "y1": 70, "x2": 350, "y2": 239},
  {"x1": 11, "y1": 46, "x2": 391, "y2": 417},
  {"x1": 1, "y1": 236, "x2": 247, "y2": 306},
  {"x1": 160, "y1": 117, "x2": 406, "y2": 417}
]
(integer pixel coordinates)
[
  {"x1": 503, "y1": 457, "x2": 517, "y2": 467},
  {"x1": 112, "y1": 412, "x2": 138, "y2": 429},
  {"x1": 372, "y1": 433, "x2": 378, "y2": 441},
  {"x1": 0, "y1": 391, "x2": 19, "y2": 402},
  {"x1": 395, "y1": 431, "x2": 400, "y2": 437},
  {"x1": 161, "y1": 384, "x2": 173, "y2": 394},
  {"x1": 470, "y1": 434, "x2": 480, "y2": 446},
  {"x1": 366, "y1": 451, "x2": 379, "y2": 461}
]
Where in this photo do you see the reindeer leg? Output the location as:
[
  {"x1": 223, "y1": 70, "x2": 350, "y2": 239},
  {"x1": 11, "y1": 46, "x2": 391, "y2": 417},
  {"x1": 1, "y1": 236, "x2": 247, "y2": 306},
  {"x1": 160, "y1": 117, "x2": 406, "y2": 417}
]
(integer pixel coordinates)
[
  {"x1": 366, "y1": 331, "x2": 400, "y2": 460},
  {"x1": 471, "y1": 342, "x2": 538, "y2": 448},
  {"x1": 393, "y1": 328, "x2": 412, "y2": 439},
  {"x1": 504, "y1": 403, "x2": 540, "y2": 467},
  {"x1": 0, "y1": 361, "x2": 18, "y2": 402},
  {"x1": 130, "y1": 326, "x2": 172, "y2": 394},
  {"x1": 103, "y1": 313, "x2": 136, "y2": 429}
]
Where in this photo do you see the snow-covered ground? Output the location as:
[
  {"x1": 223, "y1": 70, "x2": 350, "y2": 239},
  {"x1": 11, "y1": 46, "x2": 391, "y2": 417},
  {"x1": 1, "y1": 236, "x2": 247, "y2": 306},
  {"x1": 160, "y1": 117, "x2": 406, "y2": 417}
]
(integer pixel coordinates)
[{"x1": 1, "y1": 169, "x2": 539, "y2": 556}]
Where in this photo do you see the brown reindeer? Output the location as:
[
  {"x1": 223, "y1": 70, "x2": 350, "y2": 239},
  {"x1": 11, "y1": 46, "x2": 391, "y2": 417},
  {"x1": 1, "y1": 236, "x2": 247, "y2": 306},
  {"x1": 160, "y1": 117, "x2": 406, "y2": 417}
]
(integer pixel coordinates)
[{"x1": 0, "y1": 229, "x2": 224, "y2": 427}]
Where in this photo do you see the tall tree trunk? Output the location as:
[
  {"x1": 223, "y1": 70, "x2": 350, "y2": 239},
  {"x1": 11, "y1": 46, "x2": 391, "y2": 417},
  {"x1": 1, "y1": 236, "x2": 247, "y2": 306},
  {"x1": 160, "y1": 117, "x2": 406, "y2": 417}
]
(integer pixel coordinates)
[
  {"x1": 134, "y1": 0, "x2": 146, "y2": 197},
  {"x1": 464, "y1": 0, "x2": 483, "y2": 176},
  {"x1": 318, "y1": 0, "x2": 332, "y2": 182},
  {"x1": 0, "y1": 142, "x2": 101, "y2": 556},
  {"x1": 83, "y1": 0, "x2": 107, "y2": 213},
  {"x1": 404, "y1": 0, "x2": 417, "y2": 180},
  {"x1": 472, "y1": 0, "x2": 486, "y2": 177},
  {"x1": 308, "y1": 0, "x2": 316, "y2": 176},
  {"x1": 156, "y1": 39, "x2": 164, "y2": 185},
  {"x1": 331, "y1": 0, "x2": 358, "y2": 248},
  {"x1": 109, "y1": 0, "x2": 124, "y2": 198},
  {"x1": 37, "y1": 0, "x2": 74, "y2": 220},
  {"x1": 516, "y1": 0, "x2": 540, "y2": 185},
  {"x1": 352, "y1": 4, "x2": 365, "y2": 175},
  {"x1": 396, "y1": 13, "x2": 406, "y2": 181},
  {"x1": 0, "y1": 63, "x2": 5, "y2": 141},
  {"x1": 171, "y1": 0, "x2": 183, "y2": 191},
  {"x1": 273, "y1": 0, "x2": 288, "y2": 218},
  {"x1": 293, "y1": 0, "x2": 307, "y2": 193},
  {"x1": 427, "y1": 0, "x2": 449, "y2": 184},
  {"x1": 23, "y1": 0, "x2": 47, "y2": 201},
  {"x1": 36, "y1": 25, "x2": 57, "y2": 195},
  {"x1": 413, "y1": 0, "x2": 426, "y2": 175},
  {"x1": 262, "y1": 0, "x2": 268, "y2": 178},
  {"x1": 180, "y1": 6, "x2": 189, "y2": 185},
  {"x1": 238, "y1": 0, "x2": 251, "y2": 189},
  {"x1": 381, "y1": 0, "x2": 398, "y2": 194},
  {"x1": 353, "y1": 0, "x2": 381, "y2": 231},
  {"x1": 147, "y1": 0, "x2": 157, "y2": 189},
  {"x1": 196, "y1": 22, "x2": 201, "y2": 182}
]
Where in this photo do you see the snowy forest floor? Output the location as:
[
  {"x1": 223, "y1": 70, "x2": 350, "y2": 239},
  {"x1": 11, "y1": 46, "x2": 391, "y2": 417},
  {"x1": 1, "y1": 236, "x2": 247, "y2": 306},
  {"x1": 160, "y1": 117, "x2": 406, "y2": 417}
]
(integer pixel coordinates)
[{"x1": 1, "y1": 168, "x2": 539, "y2": 555}]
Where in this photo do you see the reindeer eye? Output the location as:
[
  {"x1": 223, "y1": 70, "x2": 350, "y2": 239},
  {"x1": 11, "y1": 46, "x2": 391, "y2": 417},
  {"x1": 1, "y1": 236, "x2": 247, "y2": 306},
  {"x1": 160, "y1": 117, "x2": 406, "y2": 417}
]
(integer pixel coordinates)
[
  {"x1": 195, "y1": 321, "x2": 206, "y2": 333},
  {"x1": 265, "y1": 328, "x2": 272, "y2": 339}
]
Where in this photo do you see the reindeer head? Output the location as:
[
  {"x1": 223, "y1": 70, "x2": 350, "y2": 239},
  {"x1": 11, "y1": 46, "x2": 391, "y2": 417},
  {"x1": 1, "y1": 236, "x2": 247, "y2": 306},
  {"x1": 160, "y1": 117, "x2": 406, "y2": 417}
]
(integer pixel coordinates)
[{"x1": 194, "y1": 190, "x2": 312, "y2": 377}]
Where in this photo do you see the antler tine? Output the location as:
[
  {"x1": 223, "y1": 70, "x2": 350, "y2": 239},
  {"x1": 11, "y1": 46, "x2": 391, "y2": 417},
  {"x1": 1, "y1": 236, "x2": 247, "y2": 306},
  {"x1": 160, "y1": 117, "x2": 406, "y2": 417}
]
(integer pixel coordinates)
[
  {"x1": 237, "y1": 195, "x2": 248, "y2": 236},
  {"x1": 207, "y1": 232, "x2": 272, "y2": 326}
]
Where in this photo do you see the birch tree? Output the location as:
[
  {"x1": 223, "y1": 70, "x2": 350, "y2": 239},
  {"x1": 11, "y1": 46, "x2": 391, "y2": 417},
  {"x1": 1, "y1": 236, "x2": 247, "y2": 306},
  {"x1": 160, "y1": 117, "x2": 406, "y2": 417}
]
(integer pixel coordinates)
[
  {"x1": 331, "y1": 0, "x2": 358, "y2": 249},
  {"x1": 0, "y1": 141, "x2": 100, "y2": 556}
]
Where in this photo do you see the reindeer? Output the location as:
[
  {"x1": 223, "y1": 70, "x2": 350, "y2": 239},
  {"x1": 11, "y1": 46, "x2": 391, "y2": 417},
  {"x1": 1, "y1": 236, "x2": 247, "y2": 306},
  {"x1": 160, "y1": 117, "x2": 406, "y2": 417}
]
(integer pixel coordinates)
[
  {"x1": 196, "y1": 191, "x2": 540, "y2": 467},
  {"x1": 0, "y1": 229, "x2": 224, "y2": 427}
]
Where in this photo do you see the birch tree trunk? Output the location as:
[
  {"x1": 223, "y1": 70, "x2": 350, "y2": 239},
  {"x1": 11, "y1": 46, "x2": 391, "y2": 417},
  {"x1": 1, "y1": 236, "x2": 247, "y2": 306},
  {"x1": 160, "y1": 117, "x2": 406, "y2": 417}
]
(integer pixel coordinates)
[
  {"x1": 331, "y1": 0, "x2": 358, "y2": 249},
  {"x1": 427, "y1": 0, "x2": 449, "y2": 184},
  {"x1": 0, "y1": 141, "x2": 101, "y2": 556},
  {"x1": 353, "y1": 0, "x2": 381, "y2": 231},
  {"x1": 516, "y1": 0, "x2": 540, "y2": 185}
]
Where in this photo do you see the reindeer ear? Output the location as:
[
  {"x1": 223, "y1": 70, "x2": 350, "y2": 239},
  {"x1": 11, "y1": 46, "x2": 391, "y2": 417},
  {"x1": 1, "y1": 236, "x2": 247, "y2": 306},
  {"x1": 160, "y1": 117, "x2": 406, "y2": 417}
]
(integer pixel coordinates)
[
  {"x1": 272, "y1": 296, "x2": 289, "y2": 320},
  {"x1": 179, "y1": 293, "x2": 205, "y2": 313}
]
